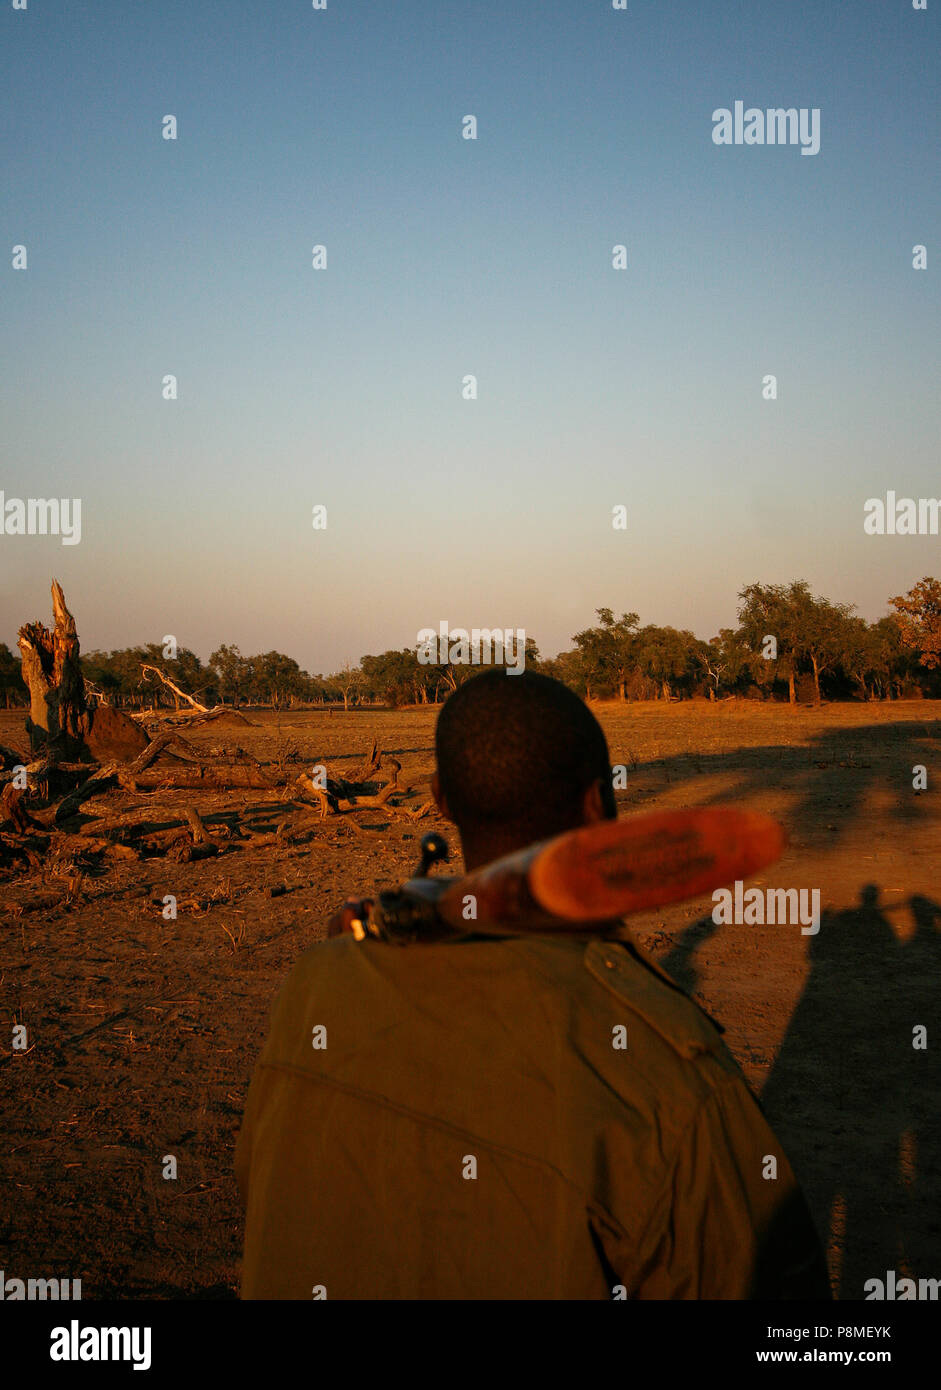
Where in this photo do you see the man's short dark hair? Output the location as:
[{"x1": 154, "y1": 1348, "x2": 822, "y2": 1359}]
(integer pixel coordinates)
[{"x1": 435, "y1": 669, "x2": 615, "y2": 841}]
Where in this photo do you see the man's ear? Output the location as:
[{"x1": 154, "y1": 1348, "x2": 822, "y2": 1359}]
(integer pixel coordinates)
[
  {"x1": 582, "y1": 777, "x2": 614, "y2": 824},
  {"x1": 431, "y1": 772, "x2": 452, "y2": 820}
]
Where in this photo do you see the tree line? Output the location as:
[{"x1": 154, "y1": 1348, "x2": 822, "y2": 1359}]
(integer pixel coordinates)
[
  {"x1": 551, "y1": 579, "x2": 940, "y2": 704},
  {"x1": 1, "y1": 577, "x2": 938, "y2": 711}
]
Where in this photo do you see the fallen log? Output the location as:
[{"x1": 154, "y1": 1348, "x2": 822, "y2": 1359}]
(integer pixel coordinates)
[
  {"x1": 131, "y1": 707, "x2": 233, "y2": 727},
  {"x1": 76, "y1": 813, "x2": 182, "y2": 839},
  {"x1": 75, "y1": 808, "x2": 246, "y2": 841},
  {"x1": 117, "y1": 765, "x2": 274, "y2": 791},
  {"x1": 53, "y1": 763, "x2": 119, "y2": 825},
  {"x1": 117, "y1": 733, "x2": 197, "y2": 788}
]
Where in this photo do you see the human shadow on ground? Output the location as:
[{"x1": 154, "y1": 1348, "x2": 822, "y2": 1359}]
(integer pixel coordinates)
[{"x1": 662, "y1": 885, "x2": 941, "y2": 1300}]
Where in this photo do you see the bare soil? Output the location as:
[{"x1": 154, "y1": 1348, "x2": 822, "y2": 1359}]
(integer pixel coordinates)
[{"x1": 1, "y1": 700, "x2": 938, "y2": 1299}]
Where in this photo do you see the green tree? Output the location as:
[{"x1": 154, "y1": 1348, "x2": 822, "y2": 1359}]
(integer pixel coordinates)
[
  {"x1": 701, "y1": 628, "x2": 757, "y2": 697},
  {"x1": 790, "y1": 590, "x2": 856, "y2": 705},
  {"x1": 571, "y1": 609, "x2": 640, "y2": 699},
  {"x1": 890, "y1": 577, "x2": 941, "y2": 670},
  {"x1": 210, "y1": 644, "x2": 248, "y2": 706},
  {"x1": 538, "y1": 649, "x2": 588, "y2": 694},
  {"x1": 254, "y1": 651, "x2": 305, "y2": 709},
  {"x1": 326, "y1": 663, "x2": 363, "y2": 711},
  {"x1": 841, "y1": 617, "x2": 909, "y2": 700},
  {"x1": 737, "y1": 583, "x2": 804, "y2": 703},
  {"x1": 361, "y1": 650, "x2": 424, "y2": 707},
  {"x1": 739, "y1": 582, "x2": 857, "y2": 705},
  {"x1": 634, "y1": 626, "x2": 701, "y2": 701}
]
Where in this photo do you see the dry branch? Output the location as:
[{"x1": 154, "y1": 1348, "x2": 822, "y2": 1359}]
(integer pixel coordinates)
[
  {"x1": 60, "y1": 1008, "x2": 134, "y2": 1048},
  {"x1": 185, "y1": 808, "x2": 213, "y2": 846},
  {"x1": 53, "y1": 763, "x2": 119, "y2": 825},
  {"x1": 139, "y1": 664, "x2": 209, "y2": 712},
  {"x1": 125, "y1": 733, "x2": 177, "y2": 775},
  {"x1": 293, "y1": 767, "x2": 423, "y2": 821},
  {"x1": 346, "y1": 781, "x2": 400, "y2": 810},
  {"x1": 350, "y1": 738, "x2": 383, "y2": 782},
  {"x1": 293, "y1": 773, "x2": 339, "y2": 816}
]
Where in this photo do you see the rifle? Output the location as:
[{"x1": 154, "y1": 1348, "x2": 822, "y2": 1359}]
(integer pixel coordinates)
[{"x1": 334, "y1": 806, "x2": 785, "y2": 944}]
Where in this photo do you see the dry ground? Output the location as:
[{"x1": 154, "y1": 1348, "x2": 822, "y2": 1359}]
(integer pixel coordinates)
[{"x1": 1, "y1": 700, "x2": 938, "y2": 1299}]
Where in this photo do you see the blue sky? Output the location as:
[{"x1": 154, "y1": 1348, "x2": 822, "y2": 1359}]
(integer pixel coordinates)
[{"x1": 2, "y1": 0, "x2": 938, "y2": 673}]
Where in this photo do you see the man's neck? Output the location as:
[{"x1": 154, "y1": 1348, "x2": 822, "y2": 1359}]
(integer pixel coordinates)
[{"x1": 457, "y1": 827, "x2": 573, "y2": 873}]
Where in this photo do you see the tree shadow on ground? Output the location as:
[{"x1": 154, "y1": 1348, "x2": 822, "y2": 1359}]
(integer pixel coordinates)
[{"x1": 616, "y1": 716, "x2": 940, "y2": 846}]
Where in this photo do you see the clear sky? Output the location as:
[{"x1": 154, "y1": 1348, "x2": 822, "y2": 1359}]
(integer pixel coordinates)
[{"x1": 2, "y1": 0, "x2": 939, "y2": 674}]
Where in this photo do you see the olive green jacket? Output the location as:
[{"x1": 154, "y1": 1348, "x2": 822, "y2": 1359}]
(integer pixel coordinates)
[{"x1": 235, "y1": 929, "x2": 829, "y2": 1300}]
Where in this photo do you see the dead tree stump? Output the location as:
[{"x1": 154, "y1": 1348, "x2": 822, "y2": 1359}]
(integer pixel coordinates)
[
  {"x1": 17, "y1": 581, "x2": 148, "y2": 761},
  {"x1": 17, "y1": 580, "x2": 88, "y2": 755}
]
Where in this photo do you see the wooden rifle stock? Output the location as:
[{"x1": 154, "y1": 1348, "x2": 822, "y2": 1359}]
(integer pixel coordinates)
[{"x1": 367, "y1": 807, "x2": 786, "y2": 941}]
